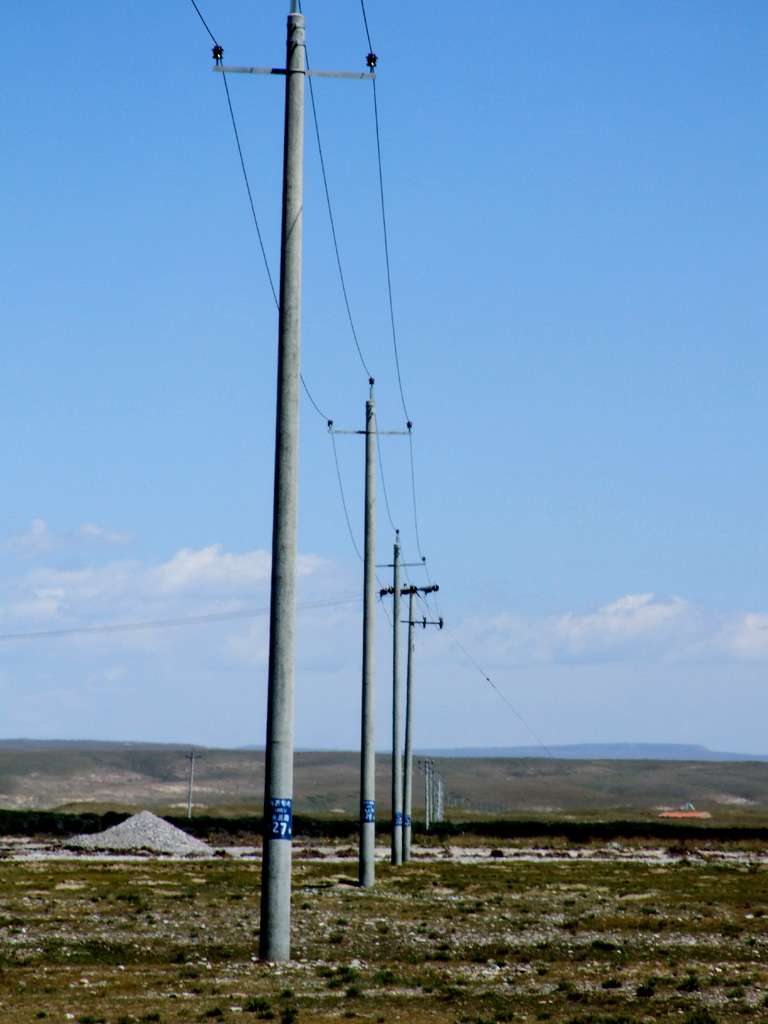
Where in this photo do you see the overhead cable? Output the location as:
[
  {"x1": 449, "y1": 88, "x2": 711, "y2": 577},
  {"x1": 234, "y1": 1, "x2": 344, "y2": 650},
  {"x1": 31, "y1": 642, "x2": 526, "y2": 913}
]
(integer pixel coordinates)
[
  {"x1": 220, "y1": 73, "x2": 279, "y2": 309},
  {"x1": 188, "y1": 0, "x2": 218, "y2": 45},
  {"x1": 0, "y1": 596, "x2": 362, "y2": 643},
  {"x1": 330, "y1": 430, "x2": 364, "y2": 561},
  {"x1": 371, "y1": 76, "x2": 411, "y2": 424},
  {"x1": 445, "y1": 627, "x2": 554, "y2": 758},
  {"x1": 187, "y1": 0, "x2": 330, "y2": 423},
  {"x1": 301, "y1": 24, "x2": 373, "y2": 378},
  {"x1": 359, "y1": 0, "x2": 374, "y2": 52},
  {"x1": 375, "y1": 430, "x2": 398, "y2": 534}
]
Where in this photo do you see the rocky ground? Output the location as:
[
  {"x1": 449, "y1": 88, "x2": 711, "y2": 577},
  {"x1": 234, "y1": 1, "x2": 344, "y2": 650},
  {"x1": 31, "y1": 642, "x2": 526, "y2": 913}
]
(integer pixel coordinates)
[{"x1": 0, "y1": 838, "x2": 766, "y2": 1023}]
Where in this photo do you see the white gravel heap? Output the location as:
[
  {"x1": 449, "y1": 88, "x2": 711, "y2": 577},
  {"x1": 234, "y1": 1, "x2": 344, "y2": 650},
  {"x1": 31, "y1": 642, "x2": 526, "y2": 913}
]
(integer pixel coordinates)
[{"x1": 68, "y1": 810, "x2": 210, "y2": 855}]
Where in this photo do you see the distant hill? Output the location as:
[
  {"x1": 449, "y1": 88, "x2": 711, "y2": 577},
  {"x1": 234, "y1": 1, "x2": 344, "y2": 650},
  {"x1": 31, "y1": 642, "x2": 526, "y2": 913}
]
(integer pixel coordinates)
[
  {"x1": 0, "y1": 741, "x2": 765, "y2": 817},
  {"x1": 418, "y1": 743, "x2": 768, "y2": 762}
]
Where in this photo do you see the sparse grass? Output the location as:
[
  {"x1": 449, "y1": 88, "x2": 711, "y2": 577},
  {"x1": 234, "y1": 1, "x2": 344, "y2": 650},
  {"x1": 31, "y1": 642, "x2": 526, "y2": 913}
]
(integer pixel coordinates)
[{"x1": 0, "y1": 853, "x2": 766, "y2": 1021}]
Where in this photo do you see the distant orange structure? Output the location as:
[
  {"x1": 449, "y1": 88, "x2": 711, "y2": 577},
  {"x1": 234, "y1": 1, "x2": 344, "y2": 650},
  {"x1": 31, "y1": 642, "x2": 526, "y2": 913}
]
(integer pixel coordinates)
[{"x1": 658, "y1": 810, "x2": 712, "y2": 820}]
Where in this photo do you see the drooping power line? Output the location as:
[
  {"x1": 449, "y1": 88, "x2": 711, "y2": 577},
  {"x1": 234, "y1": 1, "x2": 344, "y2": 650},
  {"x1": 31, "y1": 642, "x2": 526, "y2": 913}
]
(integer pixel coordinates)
[
  {"x1": 187, "y1": 0, "x2": 330, "y2": 423},
  {"x1": 0, "y1": 596, "x2": 362, "y2": 643},
  {"x1": 188, "y1": 0, "x2": 218, "y2": 45},
  {"x1": 220, "y1": 72, "x2": 279, "y2": 309},
  {"x1": 305, "y1": 49, "x2": 373, "y2": 379},
  {"x1": 330, "y1": 429, "x2": 364, "y2": 561},
  {"x1": 445, "y1": 626, "x2": 554, "y2": 758}
]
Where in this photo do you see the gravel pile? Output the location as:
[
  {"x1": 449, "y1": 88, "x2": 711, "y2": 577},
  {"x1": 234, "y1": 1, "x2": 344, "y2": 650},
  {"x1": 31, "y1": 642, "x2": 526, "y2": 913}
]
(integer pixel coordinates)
[{"x1": 68, "y1": 810, "x2": 210, "y2": 855}]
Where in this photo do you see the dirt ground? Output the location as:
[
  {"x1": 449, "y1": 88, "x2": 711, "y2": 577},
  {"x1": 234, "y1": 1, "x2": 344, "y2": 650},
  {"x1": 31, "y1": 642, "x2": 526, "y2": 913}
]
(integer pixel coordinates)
[{"x1": 0, "y1": 838, "x2": 767, "y2": 1023}]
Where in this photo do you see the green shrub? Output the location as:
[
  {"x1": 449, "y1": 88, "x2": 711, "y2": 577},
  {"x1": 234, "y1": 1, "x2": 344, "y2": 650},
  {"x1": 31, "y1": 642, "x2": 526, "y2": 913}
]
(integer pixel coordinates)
[{"x1": 678, "y1": 973, "x2": 701, "y2": 992}]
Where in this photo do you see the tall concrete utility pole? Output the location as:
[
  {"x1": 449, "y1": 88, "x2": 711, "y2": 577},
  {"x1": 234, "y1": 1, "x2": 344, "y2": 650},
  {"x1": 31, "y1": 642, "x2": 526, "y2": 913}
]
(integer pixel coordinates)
[
  {"x1": 333, "y1": 391, "x2": 408, "y2": 886},
  {"x1": 402, "y1": 590, "x2": 416, "y2": 861},
  {"x1": 259, "y1": 1, "x2": 306, "y2": 964},
  {"x1": 390, "y1": 534, "x2": 403, "y2": 864},
  {"x1": 214, "y1": 4, "x2": 375, "y2": 962},
  {"x1": 360, "y1": 381, "x2": 377, "y2": 887}
]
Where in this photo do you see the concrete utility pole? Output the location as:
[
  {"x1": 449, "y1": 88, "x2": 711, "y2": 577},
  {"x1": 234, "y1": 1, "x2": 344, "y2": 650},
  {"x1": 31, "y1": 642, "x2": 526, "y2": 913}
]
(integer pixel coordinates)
[
  {"x1": 424, "y1": 759, "x2": 433, "y2": 830},
  {"x1": 259, "y1": 2, "x2": 306, "y2": 964},
  {"x1": 332, "y1": 389, "x2": 408, "y2": 887},
  {"x1": 390, "y1": 535, "x2": 403, "y2": 864},
  {"x1": 380, "y1": 565, "x2": 434, "y2": 860},
  {"x1": 403, "y1": 590, "x2": 416, "y2": 861},
  {"x1": 214, "y1": 3, "x2": 375, "y2": 962},
  {"x1": 417, "y1": 759, "x2": 445, "y2": 828},
  {"x1": 186, "y1": 750, "x2": 197, "y2": 820},
  {"x1": 360, "y1": 382, "x2": 377, "y2": 887},
  {"x1": 400, "y1": 587, "x2": 441, "y2": 860}
]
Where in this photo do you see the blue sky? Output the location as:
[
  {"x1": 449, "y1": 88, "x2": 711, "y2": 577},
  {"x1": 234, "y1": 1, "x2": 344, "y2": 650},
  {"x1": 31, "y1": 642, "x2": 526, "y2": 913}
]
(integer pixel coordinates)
[{"x1": 2, "y1": 1, "x2": 768, "y2": 753}]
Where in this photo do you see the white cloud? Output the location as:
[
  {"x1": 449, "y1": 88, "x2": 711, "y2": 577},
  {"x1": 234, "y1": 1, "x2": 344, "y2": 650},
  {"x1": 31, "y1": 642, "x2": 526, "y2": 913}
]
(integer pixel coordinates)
[
  {"x1": 458, "y1": 593, "x2": 730, "y2": 667},
  {"x1": 5, "y1": 518, "x2": 132, "y2": 555},
  {"x1": 718, "y1": 613, "x2": 768, "y2": 660},
  {"x1": 6, "y1": 518, "x2": 55, "y2": 554},
  {"x1": 79, "y1": 523, "x2": 132, "y2": 545},
  {"x1": 0, "y1": 544, "x2": 335, "y2": 634},
  {"x1": 554, "y1": 593, "x2": 688, "y2": 653}
]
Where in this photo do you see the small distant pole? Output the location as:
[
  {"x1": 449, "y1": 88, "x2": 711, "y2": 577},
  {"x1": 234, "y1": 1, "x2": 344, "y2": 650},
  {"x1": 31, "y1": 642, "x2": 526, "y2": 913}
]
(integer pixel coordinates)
[
  {"x1": 399, "y1": 589, "x2": 442, "y2": 860},
  {"x1": 186, "y1": 750, "x2": 197, "y2": 819},
  {"x1": 425, "y1": 759, "x2": 432, "y2": 831}
]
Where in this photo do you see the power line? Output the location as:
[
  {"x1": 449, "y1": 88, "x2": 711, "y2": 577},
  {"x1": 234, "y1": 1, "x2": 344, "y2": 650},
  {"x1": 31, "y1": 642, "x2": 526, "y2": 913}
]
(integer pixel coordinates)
[
  {"x1": 359, "y1": 0, "x2": 374, "y2": 53},
  {"x1": 0, "y1": 596, "x2": 362, "y2": 643},
  {"x1": 188, "y1": 0, "x2": 218, "y2": 45},
  {"x1": 304, "y1": 46, "x2": 372, "y2": 378},
  {"x1": 220, "y1": 70, "x2": 329, "y2": 422},
  {"x1": 407, "y1": 429, "x2": 425, "y2": 561},
  {"x1": 357, "y1": 8, "x2": 430, "y2": 585},
  {"x1": 220, "y1": 73, "x2": 279, "y2": 309},
  {"x1": 191, "y1": 1, "x2": 416, "y2": 578},
  {"x1": 370, "y1": 77, "x2": 410, "y2": 424},
  {"x1": 187, "y1": 0, "x2": 330, "y2": 423},
  {"x1": 330, "y1": 430, "x2": 363, "y2": 561},
  {"x1": 444, "y1": 626, "x2": 553, "y2": 759},
  {"x1": 296, "y1": 0, "x2": 406, "y2": 550},
  {"x1": 375, "y1": 429, "x2": 398, "y2": 534}
]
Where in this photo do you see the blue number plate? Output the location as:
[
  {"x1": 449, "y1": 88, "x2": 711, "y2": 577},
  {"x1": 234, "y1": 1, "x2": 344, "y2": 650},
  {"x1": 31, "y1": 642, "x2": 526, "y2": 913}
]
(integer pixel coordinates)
[{"x1": 270, "y1": 798, "x2": 293, "y2": 840}]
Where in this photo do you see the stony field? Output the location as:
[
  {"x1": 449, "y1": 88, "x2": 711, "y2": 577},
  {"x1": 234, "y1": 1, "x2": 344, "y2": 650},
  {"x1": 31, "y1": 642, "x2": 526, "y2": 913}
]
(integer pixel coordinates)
[{"x1": 0, "y1": 840, "x2": 767, "y2": 1024}]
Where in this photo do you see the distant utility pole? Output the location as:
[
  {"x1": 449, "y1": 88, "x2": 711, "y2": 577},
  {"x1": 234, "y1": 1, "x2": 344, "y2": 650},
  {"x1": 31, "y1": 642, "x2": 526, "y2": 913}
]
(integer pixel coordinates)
[
  {"x1": 417, "y1": 757, "x2": 446, "y2": 829},
  {"x1": 401, "y1": 587, "x2": 441, "y2": 860},
  {"x1": 378, "y1": 545, "x2": 429, "y2": 865},
  {"x1": 186, "y1": 750, "x2": 197, "y2": 819},
  {"x1": 435, "y1": 770, "x2": 445, "y2": 824},
  {"x1": 213, "y1": 3, "x2": 375, "y2": 961},
  {"x1": 332, "y1": 383, "x2": 407, "y2": 887},
  {"x1": 417, "y1": 758, "x2": 434, "y2": 829}
]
